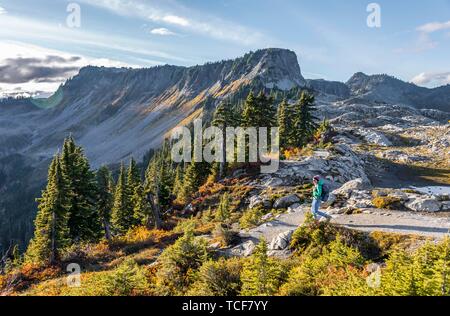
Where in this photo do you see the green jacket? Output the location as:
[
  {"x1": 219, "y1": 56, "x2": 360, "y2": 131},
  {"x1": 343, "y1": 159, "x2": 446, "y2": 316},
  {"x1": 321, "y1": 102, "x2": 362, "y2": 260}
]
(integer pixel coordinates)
[{"x1": 312, "y1": 179, "x2": 324, "y2": 199}]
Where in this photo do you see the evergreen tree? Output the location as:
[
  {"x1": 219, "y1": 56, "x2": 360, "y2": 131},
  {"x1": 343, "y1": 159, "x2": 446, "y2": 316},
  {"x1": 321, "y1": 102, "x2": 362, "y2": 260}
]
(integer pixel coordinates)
[
  {"x1": 255, "y1": 91, "x2": 276, "y2": 128},
  {"x1": 127, "y1": 158, "x2": 141, "y2": 193},
  {"x1": 241, "y1": 91, "x2": 259, "y2": 128},
  {"x1": 241, "y1": 91, "x2": 276, "y2": 163},
  {"x1": 25, "y1": 155, "x2": 70, "y2": 265},
  {"x1": 240, "y1": 239, "x2": 281, "y2": 296},
  {"x1": 131, "y1": 183, "x2": 150, "y2": 226},
  {"x1": 96, "y1": 166, "x2": 114, "y2": 241},
  {"x1": 172, "y1": 165, "x2": 184, "y2": 198},
  {"x1": 212, "y1": 101, "x2": 235, "y2": 179},
  {"x1": 277, "y1": 98, "x2": 294, "y2": 151},
  {"x1": 111, "y1": 163, "x2": 134, "y2": 234},
  {"x1": 179, "y1": 161, "x2": 203, "y2": 203},
  {"x1": 60, "y1": 136, "x2": 102, "y2": 242},
  {"x1": 215, "y1": 192, "x2": 232, "y2": 222},
  {"x1": 291, "y1": 91, "x2": 318, "y2": 147}
]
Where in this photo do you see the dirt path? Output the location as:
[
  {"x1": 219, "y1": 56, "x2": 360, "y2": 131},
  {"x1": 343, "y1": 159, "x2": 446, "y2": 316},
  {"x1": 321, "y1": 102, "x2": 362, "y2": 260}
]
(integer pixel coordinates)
[{"x1": 240, "y1": 206, "x2": 450, "y2": 244}]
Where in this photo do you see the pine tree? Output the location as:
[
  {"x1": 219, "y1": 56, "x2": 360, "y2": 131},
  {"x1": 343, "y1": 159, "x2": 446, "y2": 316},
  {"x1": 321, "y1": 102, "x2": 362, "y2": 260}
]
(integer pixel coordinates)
[
  {"x1": 292, "y1": 91, "x2": 318, "y2": 147},
  {"x1": 172, "y1": 165, "x2": 184, "y2": 198},
  {"x1": 111, "y1": 163, "x2": 134, "y2": 234},
  {"x1": 256, "y1": 91, "x2": 276, "y2": 128},
  {"x1": 60, "y1": 136, "x2": 102, "y2": 242},
  {"x1": 241, "y1": 91, "x2": 276, "y2": 163},
  {"x1": 131, "y1": 183, "x2": 150, "y2": 226},
  {"x1": 215, "y1": 192, "x2": 232, "y2": 222},
  {"x1": 179, "y1": 161, "x2": 203, "y2": 203},
  {"x1": 96, "y1": 165, "x2": 114, "y2": 241},
  {"x1": 240, "y1": 239, "x2": 281, "y2": 296},
  {"x1": 212, "y1": 101, "x2": 234, "y2": 179},
  {"x1": 127, "y1": 158, "x2": 141, "y2": 193},
  {"x1": 25, "y1": 155, "x2": 70, "y2": 265},
  {"x1": 277, "y1": 98, "x2": 294, "y2": 151},
  {"x1": 241, "y1": 91, "x2": 258, "y2": 128}
]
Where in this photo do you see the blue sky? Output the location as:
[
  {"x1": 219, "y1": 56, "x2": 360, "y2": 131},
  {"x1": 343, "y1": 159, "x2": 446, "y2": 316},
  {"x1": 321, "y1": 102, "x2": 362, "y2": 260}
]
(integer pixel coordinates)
[{"x1": 1, "y1": 0, "x2": 450, "y2": 97}]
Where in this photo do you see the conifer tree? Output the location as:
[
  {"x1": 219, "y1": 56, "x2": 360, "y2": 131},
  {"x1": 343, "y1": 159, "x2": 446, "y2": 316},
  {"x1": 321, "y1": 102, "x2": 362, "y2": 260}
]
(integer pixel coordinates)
[
  {"x1": 60, "y1": 136, "x2": 102, "y2": 242},
  {"x1": 240, "y1": 239, "x2": 281, "y2": 296},
  {"x1": 25, "y1": 155, "x2": 70, "y2": 265},
  {"x1": 179, "y1": 161, "x2": 204, "y2": 203},
  {"x1": 215, "y1": 192, "x2": 232, "y2": 222},
  {"x1": 212, "y1": 101, "x2": 234, "y2": 179},
  {"x1": 111, "y1": 163, "x2": 134, "y2": 234},
  {"x1": 96, "y1": 165, "x2": 114, "y2": 241},
  {"x1": 131, "y1": 183, "x2": 150, "y2": 226},
  {"x1": 277, "y1": 98, "x2": 294, "y2": 151},
  {"x1": 292, "y1": 91, "x2": 318, "y2": 147},
  {"x1": 127, "y1": 158, "x2": 141, "y2": 193},
  {"x1": 172, "y1": 165, "x2": 184, "y2": 199},
  {"x1": 242, "y1": 91, "x2": 259, "y2": 128}
]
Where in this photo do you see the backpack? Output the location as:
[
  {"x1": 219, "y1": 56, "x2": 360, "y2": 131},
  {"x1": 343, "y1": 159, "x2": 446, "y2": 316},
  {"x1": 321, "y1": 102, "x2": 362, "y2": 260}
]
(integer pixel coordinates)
[{"x1": 321, "y1": 183, "x2": 330, "y2": 202}]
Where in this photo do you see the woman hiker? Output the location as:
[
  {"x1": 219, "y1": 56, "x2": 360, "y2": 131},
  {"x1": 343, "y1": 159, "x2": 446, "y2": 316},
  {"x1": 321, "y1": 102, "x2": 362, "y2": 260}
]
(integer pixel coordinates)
[{"x1": 311, "y1": 175, "x2": 332, "y2": 222}]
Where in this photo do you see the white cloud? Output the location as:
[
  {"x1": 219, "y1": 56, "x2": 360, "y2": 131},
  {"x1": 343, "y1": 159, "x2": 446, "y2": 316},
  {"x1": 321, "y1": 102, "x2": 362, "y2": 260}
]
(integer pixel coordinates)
[
  {"x1": 79, "y1": 0, "x2": 264, "y2": 45},
  {"x1": 161, "y1": 15, "x2": 190, "y2": 27},
  {"x1": 0, "y1": 41, "x2": 140, "y2": 98},
  {"x1": 0, "y1": 14, "x2": 191, "y2": 63},
  {"x1": 150, "y1": 28, "x2": 176, "y2": 36},
  {"x1": 417, "y1": 21, "x2": 450, "y2": 33},
  {"x1": 0, "y1": 6, "x2": 6, "y2": 15},
  {"x1": 411, "y1": 71, "x2": 450, "y2": 87}
]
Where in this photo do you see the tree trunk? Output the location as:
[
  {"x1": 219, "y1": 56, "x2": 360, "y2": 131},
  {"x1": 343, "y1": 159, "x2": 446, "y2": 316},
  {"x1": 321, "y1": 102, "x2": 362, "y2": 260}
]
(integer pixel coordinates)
[
  {"x1": 147, "y1": 184, "x2": 162, "y2": 230},
  {"x1": 219, "y1": 125, "x2": 226, "y2": 179},
  {"x1": 103, "y1": 218, "x2": 112, "y2": 242},
  {"x1": 50, "y1": 211, "x2": 56, "y2": 265}
]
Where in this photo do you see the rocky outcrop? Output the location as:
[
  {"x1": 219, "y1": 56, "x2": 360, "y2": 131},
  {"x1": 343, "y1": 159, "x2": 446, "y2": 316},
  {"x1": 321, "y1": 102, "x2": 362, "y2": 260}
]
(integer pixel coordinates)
[
  {"x1": 269, "y1": 230, "x2": 294, "y2": 250},
  {"x1": 332, "y1": 178, "x2": 372, "y2": 198},
  {"x1": 273, "y1": 194, "x2": 301, "y2": 209},
  {"x1": 405, "y1": 196, "x2": 443, "y2": 212}
]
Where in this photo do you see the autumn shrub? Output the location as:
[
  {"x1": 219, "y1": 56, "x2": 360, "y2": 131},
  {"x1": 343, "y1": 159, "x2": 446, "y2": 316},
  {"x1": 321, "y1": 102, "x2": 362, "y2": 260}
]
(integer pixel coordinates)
[
  {"x1": 212, "y1": 223, "x2": 239, "y2": 247},
  {"x1": 188, "y1": 258, "x2": 244, "y2": 296},
  {"x1": 372, "y1": 196, "x2": 401, "y2": 209},
  {"x1": 279, "y1": 237, "x2": 365, "y2": 296},
  {"x1": 239, "y1": 207, "x2": 265, "y2": 229},
  {"x1": 102, "y1": 258, "x2": 151, "y2": 296},
  {"x1": 240, "y1": 240, "x2": 284, "y2": 296},
  {"x1": 154, "y1": 228, "x2": 209, "y2": 295}
]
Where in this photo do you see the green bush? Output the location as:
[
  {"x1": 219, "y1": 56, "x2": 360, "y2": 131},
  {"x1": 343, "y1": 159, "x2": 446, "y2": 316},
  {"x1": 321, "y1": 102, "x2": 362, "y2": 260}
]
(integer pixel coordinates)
[
  {"x1": 188, "y1": 258, "x2": 243, "y2": 296},
  {"x1": 240, "y1": 240, "x2": 283, "y2": 296},
  {"x1": 239, "y1": 207, "x2": 265, "y2": 229},
  {"x1": 280, "y1": 237, "x2": 365, "y2": 296},
  {"x1": 154, "y1": 228, "x2": 209, "y2": 295},
  {"x1": 103, "y1": 258, "x2": 150, "y2": 296}
]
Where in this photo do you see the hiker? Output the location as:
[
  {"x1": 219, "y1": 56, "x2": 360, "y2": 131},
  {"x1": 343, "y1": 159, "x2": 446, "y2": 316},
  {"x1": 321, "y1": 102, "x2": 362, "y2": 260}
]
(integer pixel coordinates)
[{"x1": 311, "y1": 175, "x2": 331, "y2": 221}]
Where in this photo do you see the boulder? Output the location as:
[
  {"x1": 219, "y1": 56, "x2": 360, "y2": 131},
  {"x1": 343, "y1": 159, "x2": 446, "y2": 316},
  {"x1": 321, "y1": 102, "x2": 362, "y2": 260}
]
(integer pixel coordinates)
[
  {"x1": 248, "y1": 195, "x2": 272, "y2": 210},
  {"x1": 263, "y1": 177, "x2": 284, "y2": 188},
  {"x1": 228, "y1": 240, "x2": 256, "y2": 257},
  {"x1": 405, "y1": 197, "x2": 442, "y2": 212},
  {"x1": 273, "y1": 194, "x2": 301, "y2": 209},
  {"x1": 441, "y1": 201, "x2": 450, "y2": 211},
  {"x1": 269, "y1": 230, "x2": 294, "y2": 250},
  {"x1": 332, "y1": 178, "x2": 371, "y2": 198}
]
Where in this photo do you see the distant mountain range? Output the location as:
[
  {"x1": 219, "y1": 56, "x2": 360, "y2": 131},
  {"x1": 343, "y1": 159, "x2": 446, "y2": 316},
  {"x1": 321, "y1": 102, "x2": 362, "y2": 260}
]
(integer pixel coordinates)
[{"x1": 0, "y1": 48, "x2": 449, "y2": 252}]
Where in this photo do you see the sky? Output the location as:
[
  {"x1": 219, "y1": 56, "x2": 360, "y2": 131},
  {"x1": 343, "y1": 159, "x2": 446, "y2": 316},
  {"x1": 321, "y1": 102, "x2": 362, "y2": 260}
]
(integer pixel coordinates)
[{"x1": 1, "y1": 0, "x2": 450, "y2": 97}]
